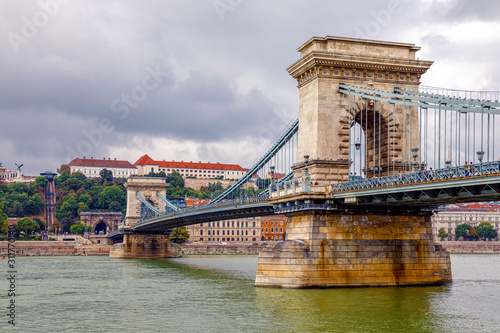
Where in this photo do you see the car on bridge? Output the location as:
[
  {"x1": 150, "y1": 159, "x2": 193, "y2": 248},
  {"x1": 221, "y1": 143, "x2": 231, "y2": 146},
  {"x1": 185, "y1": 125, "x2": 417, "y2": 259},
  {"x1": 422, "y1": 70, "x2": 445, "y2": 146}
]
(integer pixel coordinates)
[
  {"x1": 220, "y1": 242, "x2": 227, "y2": 245},
  {"x1": 212, "y1": 242, "x2": 219, "y2": 245}
]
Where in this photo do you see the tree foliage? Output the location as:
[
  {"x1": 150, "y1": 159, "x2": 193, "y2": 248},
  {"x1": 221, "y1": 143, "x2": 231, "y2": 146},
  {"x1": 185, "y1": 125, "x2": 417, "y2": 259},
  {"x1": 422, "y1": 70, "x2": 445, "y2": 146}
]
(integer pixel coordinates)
[
  {"x1": 15, "y1": 217, "x2": 40, "y2": 235},
  {"x1": 476, "y1": 222, "x2": 498, "y2": 240},
  {"x1": 166, "y1": 170, "x2": 184, "y2": 188},
  {"x1": 455, "y1": 223, "x2": 470, "y2": 239},
  {"x1": 100, "y1": 168, "x2": 113, "y2": 183},
  {"x1": 70, "y1": 221, "x2": 91, "y2": 235},
  {"x1": 35, "y1": 176, "x2": 49, "y2": 188},
  {"x1": 0, "y1": 202, "x2": 8, "y2": 233},
  {"x1": 437, "y1": 227, "x2": 448, "y2": 240},
  {"x1": 169, "y1": 226, "x2": 190, "y2": 244}
]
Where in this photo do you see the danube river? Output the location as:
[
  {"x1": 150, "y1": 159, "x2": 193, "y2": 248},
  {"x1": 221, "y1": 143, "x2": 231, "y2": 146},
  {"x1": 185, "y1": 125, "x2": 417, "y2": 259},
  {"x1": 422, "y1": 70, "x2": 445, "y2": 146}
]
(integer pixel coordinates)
[{"x1": 2, "y1": 254, "x2": 499, "y2": 332}]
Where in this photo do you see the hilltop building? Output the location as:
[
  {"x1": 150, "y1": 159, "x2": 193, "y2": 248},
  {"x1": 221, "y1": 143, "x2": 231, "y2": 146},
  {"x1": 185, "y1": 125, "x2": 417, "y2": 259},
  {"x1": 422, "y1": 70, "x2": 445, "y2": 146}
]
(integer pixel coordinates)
[
  {"x1": 134, "y1": 154, "x2": 248, "y2": 180},
  {"x1": 68, "y1": 157, "x2": 138, "y2": 178}
]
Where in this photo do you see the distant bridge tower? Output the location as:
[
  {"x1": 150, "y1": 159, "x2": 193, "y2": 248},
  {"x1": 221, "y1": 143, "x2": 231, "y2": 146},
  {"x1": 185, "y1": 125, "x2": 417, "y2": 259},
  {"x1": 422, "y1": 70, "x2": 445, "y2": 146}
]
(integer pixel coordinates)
[
  {"x1": 111, "y1": 176, "x2": 180, "y2": 259},
  {"x1": 288, "y1": 36, "x2": 433, "y2": 185},
  {"x1": 122, "y1": 177, "x2": 169, "y2": 228}
]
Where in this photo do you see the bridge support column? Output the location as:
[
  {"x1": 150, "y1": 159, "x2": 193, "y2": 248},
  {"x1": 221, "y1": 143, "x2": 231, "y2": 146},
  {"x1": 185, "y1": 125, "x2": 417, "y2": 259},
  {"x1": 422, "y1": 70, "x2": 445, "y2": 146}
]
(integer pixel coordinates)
[
  {"x1": 110, "y1": 233, "x2": 181, "y2": 259},
  {"x1": 255, "y1": 210, "x2": 451, "y2": 288}
]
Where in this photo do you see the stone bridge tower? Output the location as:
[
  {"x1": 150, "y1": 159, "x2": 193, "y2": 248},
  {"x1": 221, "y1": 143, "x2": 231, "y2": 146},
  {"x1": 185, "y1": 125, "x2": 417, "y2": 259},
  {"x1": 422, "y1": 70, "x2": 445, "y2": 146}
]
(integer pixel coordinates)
[
  {"x1": 288, "y1": 36, "x2": 433, "y2": 186},
  {"x1": 111, "y1": 176, "x2": 181, "y2": 259},
  {"x1": 255, "y1": 37, "x2": 451, "y2": 288},
  {"x1": 122, "y1": 177, "x2": 169, "y2": 229}
]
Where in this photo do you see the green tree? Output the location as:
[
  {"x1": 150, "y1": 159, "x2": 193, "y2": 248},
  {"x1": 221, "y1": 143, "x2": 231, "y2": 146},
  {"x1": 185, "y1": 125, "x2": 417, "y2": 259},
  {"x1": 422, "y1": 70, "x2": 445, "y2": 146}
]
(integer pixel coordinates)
[
  {"x1": 169, "y1": 226, "x2": 190, "y2": 244},
  {"x1": 56, "y1": 193, "x2": 79, "y2": 223},
  {"x1": 33, "y1": 217, "x2": 45, "y2": 231},
  {"x1": 166, "y1": 170, "x2": 184, "y2": 188},
  {"x1": 78, "y1": 194, "x2": 92, "y2": 207},
  {"x1": 455, "y1": 223, "x2": 470, "y2": 239},
  {"x1": 55, "y1": 170, "x2": 71, "y2": 187},
  {"x1": 476, "y1": 222, "x2": 498, "y2": 240},
  {"x1": 25, "y1": 194, "x2": 45, "y2": 215},
  {"x1": 35, "y1": 176, "x2": 49, "y2": 188},
  {"x1": 15, "y1": 217, "x2": 40, "y2": 238},
  {"x1": 60, "y1": 178, "x2": 85, "y2": 192},
  {"x1": 437, "y1": 227, "x2": 448, "y2": 240},
  {"x1": 71, "y1": 171, "x2": 87, "y2": 181},
  {"x1": 97, "y1": 185, "x2": 125, "y2": 209},
  {"x1": 100, "y1": 168, "x2": 114, "y2": 182},
  {"x1": 108, "y1": 201, "x2": 122, "y2": 212},
  {"x1": 70, "y1": 221, "x2": 91, "y2": 235},
  {"x1": 0, "y1": 202, "x2": 8, "y2": 233}
]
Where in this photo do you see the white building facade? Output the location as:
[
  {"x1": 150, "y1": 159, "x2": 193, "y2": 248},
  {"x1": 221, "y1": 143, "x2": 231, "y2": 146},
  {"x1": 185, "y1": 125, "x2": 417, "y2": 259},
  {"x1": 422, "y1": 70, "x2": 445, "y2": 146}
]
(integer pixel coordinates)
[{"x1": 68, "y1": 157, "x2": 138, "y2": 178}]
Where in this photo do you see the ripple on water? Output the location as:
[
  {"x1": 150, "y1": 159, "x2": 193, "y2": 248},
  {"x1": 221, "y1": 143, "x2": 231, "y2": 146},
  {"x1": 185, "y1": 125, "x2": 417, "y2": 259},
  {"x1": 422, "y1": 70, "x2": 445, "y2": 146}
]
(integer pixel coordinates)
[{"x1": 7, "y1": 254, "x2": 500, "y2": 333}]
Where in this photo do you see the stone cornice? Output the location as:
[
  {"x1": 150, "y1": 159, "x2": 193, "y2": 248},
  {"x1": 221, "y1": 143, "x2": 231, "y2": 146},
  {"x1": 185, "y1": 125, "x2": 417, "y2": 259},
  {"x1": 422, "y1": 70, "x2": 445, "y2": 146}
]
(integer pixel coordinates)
[
  {"x1": 288, "y1": 51, "x2": 433, "y2": 78},
  {"x1": 287, "y1": 51, "x2": 433, "y2": 88}
]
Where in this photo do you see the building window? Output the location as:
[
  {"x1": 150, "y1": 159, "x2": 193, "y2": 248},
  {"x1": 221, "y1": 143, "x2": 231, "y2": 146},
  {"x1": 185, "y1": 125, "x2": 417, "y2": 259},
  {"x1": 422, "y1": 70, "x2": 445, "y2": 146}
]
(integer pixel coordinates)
[{"x1": 200, "y1": 230, "x2": 203, "y2": 235}]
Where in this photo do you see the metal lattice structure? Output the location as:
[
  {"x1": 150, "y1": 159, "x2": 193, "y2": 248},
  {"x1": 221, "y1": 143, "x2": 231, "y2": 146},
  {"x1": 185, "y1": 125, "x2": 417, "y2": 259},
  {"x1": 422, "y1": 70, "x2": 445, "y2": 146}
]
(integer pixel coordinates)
[{"x1": 118, "y1": 84, "x2": 500, "y2": 234}]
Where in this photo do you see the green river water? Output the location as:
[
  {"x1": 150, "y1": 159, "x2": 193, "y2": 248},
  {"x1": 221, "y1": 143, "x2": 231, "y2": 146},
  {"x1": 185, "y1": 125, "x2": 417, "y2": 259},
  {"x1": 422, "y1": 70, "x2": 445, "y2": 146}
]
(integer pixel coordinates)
[{"x1": 1, "y1": 254, "x2": 499, "y2": 332}]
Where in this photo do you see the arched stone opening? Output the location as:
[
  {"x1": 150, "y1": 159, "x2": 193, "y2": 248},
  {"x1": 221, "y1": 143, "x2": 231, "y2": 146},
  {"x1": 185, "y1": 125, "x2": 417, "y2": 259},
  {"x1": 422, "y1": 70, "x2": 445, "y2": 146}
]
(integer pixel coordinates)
[
  {"x1": 95, "y1": 221, "x2": 108, "y2": 235},
  {"x1": 347, "y1": 99, "x2": 394, "y2": 179},
  {"x1": 140, "y1": 201, "x2": 156, "y2": 220}
]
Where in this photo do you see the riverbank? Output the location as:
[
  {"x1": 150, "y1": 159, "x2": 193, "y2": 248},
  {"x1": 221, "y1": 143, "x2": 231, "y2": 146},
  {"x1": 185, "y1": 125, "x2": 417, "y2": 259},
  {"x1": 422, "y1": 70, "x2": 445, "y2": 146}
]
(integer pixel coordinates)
[
  {"x1": 437, "y1": 241, "x2": 500, "y2": 253},
  {"x1": 0, "y1": 241, "x2": 111, "y2": 256},
  {"x1": 2, "y1": 240, "x2": 498, "y2": 256}
]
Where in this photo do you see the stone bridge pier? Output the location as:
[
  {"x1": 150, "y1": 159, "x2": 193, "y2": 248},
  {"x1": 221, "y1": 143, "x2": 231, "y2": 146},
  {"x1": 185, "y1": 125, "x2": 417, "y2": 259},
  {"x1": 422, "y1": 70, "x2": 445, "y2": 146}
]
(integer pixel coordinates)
[
  {"x1": 255, "y1": 36, "x2": 452, "y2": 288},
  {"x1": 110, "y1": 176, "x2": 181, "y2": 259}
]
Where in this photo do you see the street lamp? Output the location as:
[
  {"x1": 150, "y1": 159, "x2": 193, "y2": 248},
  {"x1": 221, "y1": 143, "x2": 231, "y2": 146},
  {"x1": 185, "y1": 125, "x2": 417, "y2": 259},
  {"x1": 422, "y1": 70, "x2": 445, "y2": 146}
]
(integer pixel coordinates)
[
  {"x1": 411, "y1": 147, "x2": 419, "y2": 172},
  {"x1": 477, "y1": 151, "x2": 484, "y2": 163},
  {"x1": 477, "y1": 151, "x2": 484, "y2": 175},
  {"x1": 355, "y1": 138, "x2": 361, "y2": 151},
  {"x1": 270, "y1": 166, "x2": 275, "y2": 185}
]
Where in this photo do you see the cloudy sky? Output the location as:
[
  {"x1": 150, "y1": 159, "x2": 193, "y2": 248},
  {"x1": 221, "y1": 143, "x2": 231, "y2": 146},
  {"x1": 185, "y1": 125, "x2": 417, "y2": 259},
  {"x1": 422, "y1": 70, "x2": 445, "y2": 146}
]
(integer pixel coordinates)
[{"x1": 1, "y1": 0, "x2": 500, "y2": 175}]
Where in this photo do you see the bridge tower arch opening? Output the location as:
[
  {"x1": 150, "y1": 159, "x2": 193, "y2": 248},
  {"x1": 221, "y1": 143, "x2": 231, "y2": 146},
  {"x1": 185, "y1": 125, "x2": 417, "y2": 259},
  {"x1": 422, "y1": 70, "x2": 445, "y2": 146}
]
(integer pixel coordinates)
[{"x1": 348, "y1": 100, "x2": 393, "y2": 179}]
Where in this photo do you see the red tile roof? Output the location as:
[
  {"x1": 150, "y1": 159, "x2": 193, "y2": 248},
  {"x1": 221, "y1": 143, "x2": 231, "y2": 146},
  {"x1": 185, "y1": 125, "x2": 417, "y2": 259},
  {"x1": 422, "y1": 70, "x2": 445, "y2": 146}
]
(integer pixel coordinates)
[
  {"x1": 134, "y1": 154, "x2": 248, "y2": 171},
  {"x1": 69, "y1": 158, "x2": 136, "y2": 169}
]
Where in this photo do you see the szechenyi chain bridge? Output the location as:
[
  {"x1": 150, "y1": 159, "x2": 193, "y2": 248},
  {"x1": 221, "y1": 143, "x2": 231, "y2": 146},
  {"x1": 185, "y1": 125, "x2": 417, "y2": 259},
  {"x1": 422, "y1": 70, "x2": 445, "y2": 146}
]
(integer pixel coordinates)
[{"x1": 109, "y1": 36, "x2": 500, "y2": 288}]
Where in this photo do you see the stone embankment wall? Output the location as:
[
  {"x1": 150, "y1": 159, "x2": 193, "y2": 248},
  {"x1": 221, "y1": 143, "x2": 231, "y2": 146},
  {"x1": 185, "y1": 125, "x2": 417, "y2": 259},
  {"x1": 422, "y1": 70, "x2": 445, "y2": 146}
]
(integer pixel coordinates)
[
  {"x1": 438, "y1": 241, "x2": 500, "y2": 253},
  {"x1": 0, "y1": 241, "x2": 111, "y2": 256},
  {"x1": 180, "y1": 244, "x2": 266, "y2": 255}
]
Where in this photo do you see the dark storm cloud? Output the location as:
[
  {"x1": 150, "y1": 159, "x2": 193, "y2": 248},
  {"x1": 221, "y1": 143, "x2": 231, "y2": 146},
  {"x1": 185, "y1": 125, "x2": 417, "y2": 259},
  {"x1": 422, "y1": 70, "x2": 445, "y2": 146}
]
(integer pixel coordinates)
[
  {"x1": 0, "y1": 0, "x2": 498, "y2": 174},
  {"x1": 430, "y1": 0, "x2": 500, "y2": 22}
]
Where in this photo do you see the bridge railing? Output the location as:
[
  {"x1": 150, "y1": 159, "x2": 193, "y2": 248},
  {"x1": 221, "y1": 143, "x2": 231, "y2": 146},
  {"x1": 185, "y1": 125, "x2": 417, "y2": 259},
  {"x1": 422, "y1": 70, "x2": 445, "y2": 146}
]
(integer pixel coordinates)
[
  {"x1": 132, "y1": 193, "x2": 270, "y2": 227},
  {"x1": 332, "y1": 161, "x2": 500, "y2": 193}
]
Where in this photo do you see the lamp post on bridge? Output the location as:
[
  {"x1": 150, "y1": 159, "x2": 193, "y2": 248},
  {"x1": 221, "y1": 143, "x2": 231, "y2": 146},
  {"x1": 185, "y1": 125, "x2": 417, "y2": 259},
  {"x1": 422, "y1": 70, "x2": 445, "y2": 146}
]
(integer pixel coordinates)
[
  {"x1": 270, "y1": 166, "x2": 275, "y2": 189},
  {"x1": 411, "y1": 148, "x2": 419, "y2": 172},
  {"x1": 477, "y1": 151, "x2": 485, "y2": 174}
]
